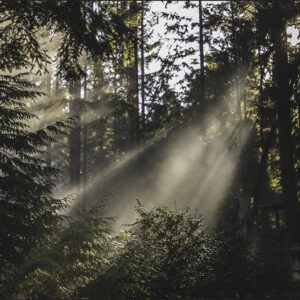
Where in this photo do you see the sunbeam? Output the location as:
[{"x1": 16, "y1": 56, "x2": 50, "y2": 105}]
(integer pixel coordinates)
[{"x1": 63, "y1": 99, "x2": 253, "y2": 230}]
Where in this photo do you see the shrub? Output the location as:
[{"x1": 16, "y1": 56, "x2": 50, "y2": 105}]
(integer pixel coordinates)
[{"x1": 89, "y1": 203, "x2": 211, "y2": 299}]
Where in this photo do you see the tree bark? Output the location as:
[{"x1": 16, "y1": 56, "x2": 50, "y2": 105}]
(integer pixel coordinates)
[
  {"x1": 198, "y1": 0, "x2": 205, "y2": 112},
  {"x1": 140, "y1": 0, "x2": 146, "y2": 144},
  {"x1": 82, "y1": 65, "x2": 88, "y2": 187},
  {"x1": 199, "y1": 0, "x2": 204, "y2": 79},
  {"x1": 127, "y1": 0, "x2": 139, "y2": 149},
  {"x1": 69, "y1": 80, "x2": 81, "y2": 191},
  {"x1": 229, "y1": 1, "x2": 242, "y2": 120},
  {"x1": 271, "y1": 0, "x2": 298, "y2": 237},
  {"x1": 45, "y1": 68, "x2": 52, "y2": 167}
]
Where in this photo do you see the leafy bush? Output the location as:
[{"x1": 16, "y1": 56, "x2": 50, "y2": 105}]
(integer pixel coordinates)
[
  {"x1": 87, "y1": 199, "x2": 264, "y2": 299},
  {"x1": 3, "y1": 198, "x2": 273, "y2": 299},
  {"x1": 88, "y1": 203, "x2": 212, "y2": 299}
]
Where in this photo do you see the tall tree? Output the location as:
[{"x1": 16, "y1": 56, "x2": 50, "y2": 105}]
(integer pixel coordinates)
[
  {"x1": 127, "y1": 0, "x2": 140, "y2": 149},
  {"x1": 198, "y1": 0, "x2": 205, "y2": 113},
  {"x1": 0, "y1": 0, "x2": 129, "y2": 277},
  {"x1": 45, "y1": 68, "x2": 53, "y2": 167},
  {"x1": 69, "y1": 80, "x2": 81, "y2": 191},
  {"x1": 0, "y1": 74, "x2": 68, "y2": 277},
  {"x1": 140, "y1": 0, "x2": 146, "y2": 144},
  {"x1": 269, "y1": 0, "x2": 298, "y2": 237},
  {"x1": 82, "y1": 65, "x2": 88, "y2": 187}
]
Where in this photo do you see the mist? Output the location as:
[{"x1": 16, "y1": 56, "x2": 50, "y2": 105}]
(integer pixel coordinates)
[{"x1": 64, "y1": 100, "x2": 252, "y2": 229}]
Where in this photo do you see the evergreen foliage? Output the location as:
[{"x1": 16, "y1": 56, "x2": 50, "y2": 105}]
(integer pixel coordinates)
[
  {"x1": 1, "y1": 201, "x2": 112, "y2": 298},
  {"x1": 0, "y1": 73, "x2": 71, "y2": 277}
]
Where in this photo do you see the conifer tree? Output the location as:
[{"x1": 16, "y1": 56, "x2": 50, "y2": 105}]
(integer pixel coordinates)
[{"x1": 0, "y1": 0, "x2": 129, "y2": 279}]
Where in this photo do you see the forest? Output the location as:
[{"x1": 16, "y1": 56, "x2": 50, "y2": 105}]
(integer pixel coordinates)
[{"x1": 0, "y1": 0, "x2": 299, "y2": 298}]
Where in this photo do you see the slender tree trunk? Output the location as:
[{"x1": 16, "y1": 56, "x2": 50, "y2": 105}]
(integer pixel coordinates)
[
  {"x1": 252, "y1": 125, "x2": 276, "y2": 229},
  {"x1": 242, "y1": 85, "x2": 246, "y2": 119},
  {"x1": 251, "y1": 41, "x2": 266, "y2": 227},
  {"x1": 127, "y1": 0, "x2": 139, "y2": 149},
  {"x1": 45, "y1": 67, "x2": 52, "y2": 167},
  {"x1": 229, "y1": 1, "x2": 242, "y2": 121},
  {"x1": 69, "y1": 80, "x2": 81, "y2": 191},
  {"x1": 198, "y1": 0, "x2": 205, "y2": 112},
  {"x1": 82, "y1": 65, "x2": 88, "y2": 187},
  {"x1": 140, "y1": 0, "x2": 146, "y2": 144},
  {"x1": 50, "y1": 70, "x2": 60, "y2": 167},
  {"x1": 199, "y1": 0, "x2": 204, "y2": 79},
  {"x1": 271, "y1": 0, "x2": 298, "y2": 238},
  {"x1": 258, "y1": 43, "x2": 265, "y2": 144}
]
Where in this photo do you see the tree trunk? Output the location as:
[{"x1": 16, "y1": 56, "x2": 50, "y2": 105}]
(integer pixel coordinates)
[
  {"x1": 229, "y1": 1, "x2": 242, "y2": 121},
  {"x1": 69, "y1": 80, "x2": 81, "y2": 192},
  {"x1": 45, "y1": 68, "x2": 52, "y2": 167},
  {"x1": 127, "y1": 0, "x2": 139, "y2": 149},
  {"x1": 252, "y1": 125, "x2": 276, "y2": 229},
  {"x1": 140, "y1": 0, "x2": 146, "y2": 144},
  {"x1": 199, "y1": 0, "x2": 204, "y2": 79},
  {"x1": 82, "y1": 66, "x2": 88, "y2": 187},
  {"x1": 198, "y1": 0, "x2": 205, "y2": 112},
  {"x1": 251, "y1": 41, "x2": 267, "y2": 228},
  {"x1": 271, "y1": 0, "x2": 298, "y2": 238}
]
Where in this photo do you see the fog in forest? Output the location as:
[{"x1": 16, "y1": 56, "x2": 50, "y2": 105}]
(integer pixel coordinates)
[
  {"x1": 65, "y1": 100, "x2": 252, "y2": 229},
  {"x1": 1, "y1": 0, "x2": 299, "y2": 299}
]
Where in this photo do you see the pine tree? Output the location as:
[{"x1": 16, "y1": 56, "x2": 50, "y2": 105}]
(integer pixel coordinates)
[
  {"x1": 0, "y1": 0, "x2": 129, "y2": 279},
  {"x1": 0, "y1": 73, "x2": 70, "y2": 277}
]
